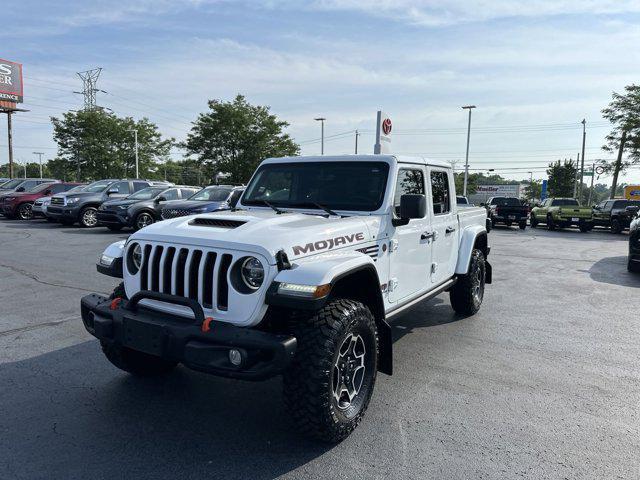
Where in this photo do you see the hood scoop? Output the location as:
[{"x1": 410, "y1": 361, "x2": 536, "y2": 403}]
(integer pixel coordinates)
[{"x1": 190, "y1": 217, "x2": 247, "y2": 229}]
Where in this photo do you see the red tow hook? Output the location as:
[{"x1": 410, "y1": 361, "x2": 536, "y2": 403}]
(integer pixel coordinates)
[
  {"x1": 109, "y1": 297, "x2": 123, "y2": 311},
  {"x1": 201, "y1": 317, "x2": 214, "y2": 333}
]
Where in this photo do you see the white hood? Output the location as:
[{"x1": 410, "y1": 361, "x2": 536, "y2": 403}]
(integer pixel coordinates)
[{"x1": 131, "y1": 208, "x2": 380, "y2": 264}]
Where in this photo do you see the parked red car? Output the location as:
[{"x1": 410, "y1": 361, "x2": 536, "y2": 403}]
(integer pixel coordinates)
[{"x1": 1, "y1": 182, "x2": 83, "y2": 220}]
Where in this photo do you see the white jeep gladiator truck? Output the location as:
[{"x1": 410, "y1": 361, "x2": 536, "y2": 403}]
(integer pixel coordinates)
[{"x1": 81, "y1": 154, "x2": 491, "y2": 442}]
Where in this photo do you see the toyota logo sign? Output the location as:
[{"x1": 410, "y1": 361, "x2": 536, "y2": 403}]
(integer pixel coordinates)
[{"x1": 382, "y1": 118, "x2": 392, "y2": 135}]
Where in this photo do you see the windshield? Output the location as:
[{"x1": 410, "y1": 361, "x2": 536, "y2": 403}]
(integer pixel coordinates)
[
  {"x1": 552, "y1": 199, "x2": 579, "y2": 206},
  {"x1": 127, "y1": 187, "x2": 167, "y2": 200},
  {"x1": 81, "y1": 180, "x2": 115, "y2": 193},
  {"x1": 29, "y1": 182, "x2": 55, "y2": 193},
  {"x1": 491, "y1": 197, "x2": 521, "y2": 206},
  {"x1": 243, "y1": 161, "x2": 390, "y2": 211},
  {"x1": 189, "y1": 186, "x2": 232, "y2": 202},
  {"x1": 68, "y1": 185, "x2": 86, "y2": 193},
  {"x1": 0, "y1": 179, "x2": 25, "y2": 190}
]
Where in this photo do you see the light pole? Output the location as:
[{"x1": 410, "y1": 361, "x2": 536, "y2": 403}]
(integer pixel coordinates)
[
  {"x1": 314, "y1": 117, "x2": 326, "y2": 155},
  {"x1": 128, "y1": 128, "x2": 139, "y2": 178},
  {"x1": 33, "y1": 152, "x2": 44, "y2": 179},
  {"x1": 461, "y1": 105, "x2": 476, "y2": 196},
  {"x1": 578, "y1": 119, "x2": 586, "y2": 199},
  {"x1": 527, "y1": 171, "x2": 533, "y2": 201}
]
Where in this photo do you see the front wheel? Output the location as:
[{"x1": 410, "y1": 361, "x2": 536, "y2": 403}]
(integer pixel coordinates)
[
  {"x1": 134, "y1": 211, "x2": 155, "y2": 230},
  {"x1": 17, "y1": 203, "x2": 33, "y2": 220},
  {"x1": 450, "y1": 249, "x2": 486, "y2": 316},
  {"x1": 283, "y1": 299, "x2": 378, "y2": 443},
  {"x1": 519, "y1": 221, "x2": 526, "y2": 230},
  {"x1": 79, "y1": 206, "x2": 98, "y2": 228},
  {"x1": 547, "y1": 215, "x2": 556, "y2": 231},
  {"x1": 628, "y1": 258, "x2": 640, "y2": 273},
  {"x1": 611, "y1": 218, "x2": 622, "y2": 234}
]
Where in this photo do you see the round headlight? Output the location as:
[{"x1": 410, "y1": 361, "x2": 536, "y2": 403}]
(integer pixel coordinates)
[
  {"x1": 241, "y1": 257, "x2": 264, "y2": 289},
  {"x1": 127, "y1": 243, "x2": 142, "y2": 274}
]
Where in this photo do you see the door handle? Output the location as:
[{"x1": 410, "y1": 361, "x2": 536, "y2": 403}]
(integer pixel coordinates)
[
  {"x1": 445, "y1": 226, "x2": 456, "y2": 234},
  {"x1": 421, "y1": 231, "x2": 436, "y2": 241}
]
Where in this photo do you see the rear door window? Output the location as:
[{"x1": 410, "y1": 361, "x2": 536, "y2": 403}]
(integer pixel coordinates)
[
  {"x1": 111, "y1": 182, "x2": 131, "y2": 194},
  {"x1": 430, "y1": 171, "x2": 451, "y2": 215},
  {"x1": 162, "y1": 189, "x2": 179, "y2": 200}
]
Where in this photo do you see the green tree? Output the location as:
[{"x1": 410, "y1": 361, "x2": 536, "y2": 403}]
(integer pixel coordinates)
[
  {"x1": 184, "y1": 95, "x2": 299, "y2": 183},
  {"x1": 546, "y1": 159, "x2": 577, "y2": 197},
  {"x1": 601, "y1": 85, "x2": 640, "y2": 171},
  {"x1": 51, "y1": 109, "x2": 173, "y2": 181},
  {"x1": 523, "y1": 179, "x2": 542, "y2": 201}
]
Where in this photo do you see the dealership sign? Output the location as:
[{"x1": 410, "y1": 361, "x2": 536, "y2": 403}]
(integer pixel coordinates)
[
  {"x1": 0, "y1": 59, "x2": 24, "y2": 103},
  {"x1": 374, "y1": 110, "x2": 392, "y2": 154},
  {"x1": 476, "y1": 184, "x2": 520, "y2": 196}
]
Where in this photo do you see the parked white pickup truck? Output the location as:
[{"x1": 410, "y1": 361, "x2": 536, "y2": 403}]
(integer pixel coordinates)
[{"x1": 82, "y1": 154, "x2": 491, "y2": 442}]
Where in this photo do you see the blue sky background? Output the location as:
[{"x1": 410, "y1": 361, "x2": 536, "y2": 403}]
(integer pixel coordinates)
[{"x1": 3, "y1": 0, "x2": 640, "y2": 184}]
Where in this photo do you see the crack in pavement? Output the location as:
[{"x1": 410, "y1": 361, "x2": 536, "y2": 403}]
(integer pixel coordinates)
[
  {"x1": 0, "y1": 316, "x2": 79, "y2": 337},
  {"x1": 0, "y1": 263, "x2": 109, "y2": 295}
]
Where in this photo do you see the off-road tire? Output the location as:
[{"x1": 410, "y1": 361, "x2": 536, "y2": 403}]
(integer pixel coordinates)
[
  {"x1": 579, "y1": 223, "x2": 590, "y2": 233},
  {"x1": 101, "y1": 341, "x2": 177, "y2": 376},
  {"x1": 519, "y1": 221, "x2": 526, "y2": 230},
  {"x1": 450, "y1": 248, "x2": 486, "y2": 316},
  {"x1": 486, "y1": 219, "x2": 492, "y2": 233},
  {"x1": 283, "y1": 299, "x2": 378, "y2": 443},
  {"x1": 107, "y1": 225, "x2": 123, "y2": 231},
  {"x1": 79, "y1": 206, "x2": 98, "y2": 228},
  {"x1": 611, "y1": 218, "x2": 622, "y2": 234},
  {"x1": 547, "y1": 214, "x2": 556, "y2": 231},
  {"x1": 530, "y1": 214, "x2": 538, "y2": 228},
  {"x1": 628, "y1": 259, "x2": 640, "y2": 273}
]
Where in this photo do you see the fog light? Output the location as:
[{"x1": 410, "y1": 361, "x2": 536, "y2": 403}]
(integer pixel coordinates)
[{"x1": 229, "y1": 349, "x2": 243, "y2": 366}]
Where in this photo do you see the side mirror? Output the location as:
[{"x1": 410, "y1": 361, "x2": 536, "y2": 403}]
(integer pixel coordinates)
[
  {"x1": 393, "y1": 194, "x2": 426, "y2": 226},
  {"x1": 107, "y1": 188, "x2": 119, "y2": 195},
  {"x1": 154, "y1": 196, "x2": 166, "y2": 204},
  {"x1": 44, "y1": 189, "x2": 52, "y2": 195},
  {"x1": 480, "y1": 202, "x2": 486, "y2": 207},
  {"x1": 16, "y1": 187, "x2": 25, "y2": 192}
]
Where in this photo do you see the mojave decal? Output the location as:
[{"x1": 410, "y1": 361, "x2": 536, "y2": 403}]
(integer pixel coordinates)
[{"x1": 292, "y1": 232, "x2": 365, "y2": 256}]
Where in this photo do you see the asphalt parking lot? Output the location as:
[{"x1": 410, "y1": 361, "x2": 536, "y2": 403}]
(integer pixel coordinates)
[{"x1": 1, "y1": 219, "x2": 638, "y2": 480}]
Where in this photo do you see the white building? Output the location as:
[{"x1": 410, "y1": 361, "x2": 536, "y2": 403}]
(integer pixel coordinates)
[{"x1": 469, "y1": 184, "x2": 523, "y2": 205}]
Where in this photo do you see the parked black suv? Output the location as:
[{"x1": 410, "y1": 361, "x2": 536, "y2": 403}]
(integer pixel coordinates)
[
  {"x1": 593, "y1": 199, "x2": 640, "y2": 233},
  {"x1": 628, "y1": 212, "x2": 640, "y2": 272},
  {"x1": 483, "y1": 196, "x2": 528, "y2": 230},
  {"x1": 97, "y1": 185, "x2": 200, "y2": 231},
  {"x1": 48, "y1": 179, "x2": 171, "y2": 227}
]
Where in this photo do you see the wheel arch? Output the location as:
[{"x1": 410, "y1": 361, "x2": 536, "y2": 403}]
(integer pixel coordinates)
[{"x1": 455, "y1": 226, "x2": 489, "y2": 275}]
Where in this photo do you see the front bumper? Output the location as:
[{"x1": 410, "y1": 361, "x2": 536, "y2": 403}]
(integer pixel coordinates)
[
  {"x1": 492, "y1": 214, "x2": 525, "y2": 223},
  {"x1": 47, "y1": 204, "x2": 81, "y2": 221},
  {"x1": 32, "y1": 204, "x2": 47, "y2": 217},
  {"x1": 80, "y1": 291, "x2": 297, "y2": 380},
  {"x1": 97, "y1": 210, "x2": 129, "y2": 227}
]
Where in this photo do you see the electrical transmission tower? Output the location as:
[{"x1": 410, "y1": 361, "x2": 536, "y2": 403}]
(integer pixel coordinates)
[{"x1": 75, "y1": 68, "x2": 102, "y2": 110}]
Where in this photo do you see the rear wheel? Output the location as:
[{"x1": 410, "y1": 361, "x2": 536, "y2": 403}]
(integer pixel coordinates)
[
  {"x1": 135, "y1": 212, "x2": 155, "y2": 230},
  {"x1": 547, "y1": 214, "x2": 556, "y2": 231},
  {"x1": 579, "y1": 223, "x2": 590, "y2": 233},
  {"x1": 17, "y1": 203, "x2": 33, "y2": 220},
  {"x1": 519, "y1": 221, "x2": 526, "y2": 230},
  {"x1": 283, "y1": 299, "x2": 378, "y2": 443},
  {"x1": 79, "y1": 207, "x2": 98, "y2": 228},
  {"x1": 611, "y1": 218, "x2": 622, "y2": 234},
  {"x1": 450, "y1": 249, "x2": 486, "y2": 316},
  {"x1": 628, "y1": 258, "x2": 640, "y2": 273}
]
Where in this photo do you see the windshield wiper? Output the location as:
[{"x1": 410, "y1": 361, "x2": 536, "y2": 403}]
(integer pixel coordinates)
[
  {"x1": 310, "y1": 202, "x2": 339, "y2": 217},
  {"x1": 260, "y1": 200, "x2": 286, "y2": 214}
]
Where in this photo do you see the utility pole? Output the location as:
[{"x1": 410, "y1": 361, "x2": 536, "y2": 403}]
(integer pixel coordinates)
[
  {"x1": 74, "y1": 68, "x2": 102, "y2": 111},
  {"x1": 7, "y1": 111, "x2": 13, "y2": 179},
  {"x1": 527, "y1": 171, "x2": 533, "y2": 202},
  {"x1": 128, "y1": 129, "x2": 139, "y2": 178},
  {"x1": 33, "y1": 152, "x2": 44, "y2": 178},
  {"x1": 461, "y1": 105, "x2": 476, "y2": 196},
  {"x1": 577, "y1": 119, "x2": 586, "y2": 198},
  {"x1": 573, "y1": 153, "x2": 580, "y2": 198},
  {"x1": 354, "y1": 129, "x2": 360, "y2": 154},
  {"x1": 588, "y1": 163, "x2": 595, "y2": 205},
  {"x1": 314, "y1": 117, "x2": 326, "y2": 155},
  {"x1": 610, "y1": 130, "x2": 627, "y2": 199}
]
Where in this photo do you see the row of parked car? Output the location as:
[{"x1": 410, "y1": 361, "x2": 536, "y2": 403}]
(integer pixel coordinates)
[
  {"x1": 0, "y1": 177, "x2": 245, "y2": 230},
  {"x1": 478, "y1": 196, "x2": 640, "y2": 234}
]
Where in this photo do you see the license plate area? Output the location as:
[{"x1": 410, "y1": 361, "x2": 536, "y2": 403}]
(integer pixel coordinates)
[
  {"x1": 571, "y1": 217, "x2": 579, "y2": 222},
  {"x1": 123, "y1": 317, "x2": 164, "y2": 356},
  {"x1": 508, "y1": 215, "x2": 516, "y2": 220}
]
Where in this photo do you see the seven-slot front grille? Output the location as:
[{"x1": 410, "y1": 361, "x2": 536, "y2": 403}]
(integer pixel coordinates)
[{"x1": 137, "y1": 243, "x2": 233, "y2": 311}]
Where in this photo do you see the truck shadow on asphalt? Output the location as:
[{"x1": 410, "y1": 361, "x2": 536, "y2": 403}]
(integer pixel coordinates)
[
  {"x1": 587, "y1": 256, "x2": 640, "y2": 288},
  {"x1": 389, "y1": 297, "x2": 465, "y2": 343}
]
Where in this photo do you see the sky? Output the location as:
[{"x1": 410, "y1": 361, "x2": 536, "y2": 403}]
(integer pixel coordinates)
[{"x1": 2, "y1": 0, "x2": 640, "y2": 185}]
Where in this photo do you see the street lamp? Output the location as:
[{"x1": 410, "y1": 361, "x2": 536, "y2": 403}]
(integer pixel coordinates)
[
  {"x1": 128, "y1": 129, "x2": 139, "y2": 178},
  {"x1": 461, "y1": 105, "x2": 476, "y2": 196},
  {"x1": 314, "y1": 117, "x2": 326, "y2": 155}
]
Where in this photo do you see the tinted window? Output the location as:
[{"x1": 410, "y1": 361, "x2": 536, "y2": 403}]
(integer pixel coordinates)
[
  {"x1": 430, "y1": 171, "x2": 451, "y2": 215},
  {"x1": 0, "y1": 179, "x2": 24, "y2": 189},
  {"x1": 161, "y1": 189, "x2": 179, "y2": 201},
  {"x1": 110, "y1": 182, "x2": 131, "y2": 194},
  {"x1": 613, "y1": 200, "x2": 640, "y2": 209},
  {"x1": 551, "y1": 199, "x2": 579, "y2": 206},
  {"x1": 190, "y1": 186, "x2": 233, "y2": 202},
  {"x1": 243, "y1": 162, "x2": 390, "y2": 212},
  {"x1": 30, "y1": 182, "x2": 56, "y2": 193},
  {"x1": 51, "y1": 184, "x2": 72, "y2": 194},
  {"x1": 84, "y1": 180, "x2": 115, "y2": 193},
  {"x1": 21, "y1": 180, "x2": 40, "y2": 191},
  {"x1": 180, "y1": 188, "x2": 199, "y2": 198},
  {"x1": 394, "y1": 169, "x2": 425, "y2": 216},
  {"x1": 127, "y1": 187, "x2": 167, "y2": 200},
  {"x1": 133, "y1": 182, "x2": 149, "y2": 192},
  {"x1": 490, "y1": 197, "x2": 521, "y2": 206},
  {"x1": 456, "y1": 196, "x2": 468, "y2": 205}
]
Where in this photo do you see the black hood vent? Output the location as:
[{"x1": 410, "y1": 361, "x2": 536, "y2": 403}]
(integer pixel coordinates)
[{"x1": 190, "y1": 218, "x2": 247, "y2": 228}]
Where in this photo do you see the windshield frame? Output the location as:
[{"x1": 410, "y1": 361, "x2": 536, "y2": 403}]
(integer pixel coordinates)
[{"x1": 241, "y1": 160, "x2": 391, "y2": 213}]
